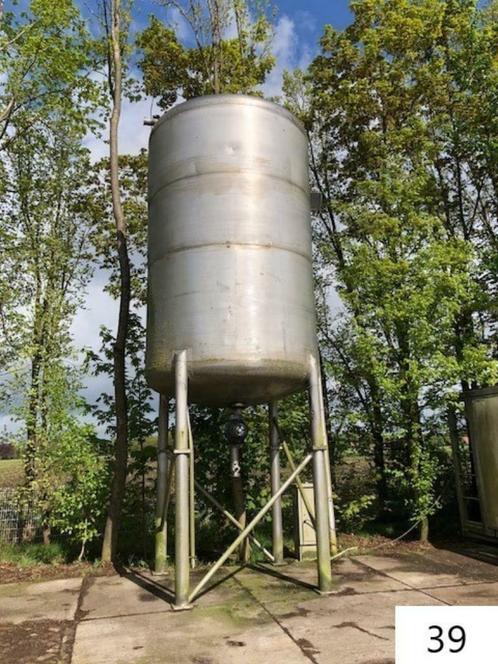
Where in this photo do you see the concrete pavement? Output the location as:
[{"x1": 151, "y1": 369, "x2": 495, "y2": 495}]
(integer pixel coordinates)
[{"x1": 2, "y1": 548, "x2": 498, "y2": 664}]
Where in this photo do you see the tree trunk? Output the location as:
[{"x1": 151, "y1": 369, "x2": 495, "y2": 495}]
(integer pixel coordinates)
[
  {"x1": 25, "y1": 351, "x2": 41, "y2": 486},
  {"x1": 419, "y1": 516, "x2": 429, "y2": 543},
  {"x1": 368, "y1": 379, "x2": 387, "y2": 515},
  {"x1": 101, "y1": 0, "x2": 131, "y2": 563},
  {"x1": 25, "y1": 282, "x2": 45, "y2": 488}
]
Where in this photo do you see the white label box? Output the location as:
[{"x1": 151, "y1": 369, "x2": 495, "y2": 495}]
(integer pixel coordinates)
[{"x1": 396, "y1": 606, "x2": 498, "y2": 663}]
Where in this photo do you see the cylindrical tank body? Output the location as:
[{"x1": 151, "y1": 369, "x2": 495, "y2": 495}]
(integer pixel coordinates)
[
  {"x1": 146, "y1": 94, "x2": 318, "y2": 406},
  {"x1": 464, "y1": 386, "x2": 498, "y2": 531}
]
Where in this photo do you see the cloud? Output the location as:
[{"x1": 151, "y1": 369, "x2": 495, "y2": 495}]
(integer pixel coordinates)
[
  {"x1": 84, "y1": 95, "x2": 157, "y2": 162},
  {"x1": 295, "y1": 10, "x2": 317, "y2": 34},
  {"x1": 70, "y1": 270, "x2": 117, "y2": 355},
  {"x1": 262, "y1": 15, "x2": 314, "y2": 98}
]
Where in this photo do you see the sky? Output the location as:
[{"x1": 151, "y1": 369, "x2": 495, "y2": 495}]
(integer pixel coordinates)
[{"x1": 2, "y1": 0, "x2": 353, "y2": 433}]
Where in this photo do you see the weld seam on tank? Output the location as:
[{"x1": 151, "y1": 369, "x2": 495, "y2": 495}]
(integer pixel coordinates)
[
  {"x1": 149, "y1": 242, "x2": 313, "y2": 263},
  {"x1": 148, "y1": 171, "x2": 310, "y2": 202}
]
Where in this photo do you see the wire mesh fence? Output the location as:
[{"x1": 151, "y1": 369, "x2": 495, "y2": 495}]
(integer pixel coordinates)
[{"x1": 0, "y1": 488, "x2": 41, "y2": 544}]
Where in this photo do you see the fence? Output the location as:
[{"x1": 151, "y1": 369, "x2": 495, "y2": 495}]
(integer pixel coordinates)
[{"x1": 0, "y1": 488, "x2": 41, "y2": 544}]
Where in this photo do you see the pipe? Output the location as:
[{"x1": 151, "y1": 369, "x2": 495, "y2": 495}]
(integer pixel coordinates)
[
  {"x1": 155, "y1": 395, "x2": 169, "y2": 573},
  {"x1": 230, "y1": 440, "x2": 249, "y2": 562},
  {"x1": 187, "y1": 413, "x2": 196, "y2": 569},
  {"x1": 269, "y1": 403, "x2": 284, "y2": 564},
  {"x1": 309, "y1": 354, "x2": 333, "y2": 593},
  {"x1": 195, "y1": 481, "x2": 274, "y2": 562},
  {"x1": 188, "y1": 452, "x2": 312, "y2": 604},
  {"x1": 174, "y1": 350, "x2": 190, "y2": 608}
]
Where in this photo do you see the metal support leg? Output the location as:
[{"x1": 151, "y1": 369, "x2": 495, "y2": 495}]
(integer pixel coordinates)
[
  {"x1": 174, "y1": 350, "x2": 191, "y2": 609},
  {"x1": 269, "y1": 403, "x2": 284, "y2": 565},
  {"x1": 311, "y1": 356, "x2": 338, "y2": 554},
  {"x1": 309, "y1": 354, "x2": 333, "y2": 593},
  {"x1": 324, "y1": 446, "x2": 338, "y2": 554},
  {"x1": 155, "y1": 395, "x2": 169, "y2": 573},
  {"x1": 187, "y1": 414, "x2": 196, "y2": 569}
]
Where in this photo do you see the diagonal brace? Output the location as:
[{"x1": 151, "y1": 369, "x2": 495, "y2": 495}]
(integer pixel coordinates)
[
  {"x1": 188, "y1": 452, "x2": 312, "y2": 604},
  {"x1": 195, "y1": 481, "x2": 274, "y2": 563}
]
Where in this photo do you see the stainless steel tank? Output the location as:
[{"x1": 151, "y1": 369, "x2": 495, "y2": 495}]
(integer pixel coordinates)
[
  {"x1": 146, "y1": 94, "x2": 318, "y2": 406},
  {"x1": 464, "y1": 386, "x2": 498, "y2": 531}
]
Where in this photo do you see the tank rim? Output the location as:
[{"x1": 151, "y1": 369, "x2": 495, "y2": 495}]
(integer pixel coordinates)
[{"x1": 150, "y1": 93, "x2": 306, "y2": 137}]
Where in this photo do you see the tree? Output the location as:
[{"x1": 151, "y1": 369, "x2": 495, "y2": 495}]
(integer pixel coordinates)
[
  {"x1": 1, "y1": 114, "x2": 95, "y2": 536},
  {"x1": 285, "y1": 0, "x2": 498, "y2": 538},
  {"x1": 33, "y1": 364, "x2": 109, "y2": 559},
  {"x1": 0, "y1": 0, "x2": 103, "y2": 548},
  {"x1": 0, "y1": 0, "x2": 99, "y2": 151},
  {"x1": 98, "y1": 0, "x2": 133, "y2": 563},
  {"x1": 137, "y1": 0, "x2": 274, "y2": 108},
  {"x1": 84, "y1": 146, "x2": 150, "y2": 559},
  {"x1": 87, "y1": 312, "x2": 156, "y2": 559},
  {"x1": 0, "y1": 0, "x2": 99, "y2": 371}
]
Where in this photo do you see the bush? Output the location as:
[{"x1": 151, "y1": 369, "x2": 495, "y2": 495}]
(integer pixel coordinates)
[{"x1": 0, "y1": 541, "x2": 66, "y2": 566}]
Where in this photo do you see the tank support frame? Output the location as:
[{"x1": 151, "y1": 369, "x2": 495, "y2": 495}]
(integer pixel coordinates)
[{"x1": 155, "y1": 350, "x2": 335, "y2": 610}]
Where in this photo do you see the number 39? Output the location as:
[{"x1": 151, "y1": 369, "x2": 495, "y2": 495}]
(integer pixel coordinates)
[{"x1": 428, "y1": 625, "x2": 466, "y2": 654}]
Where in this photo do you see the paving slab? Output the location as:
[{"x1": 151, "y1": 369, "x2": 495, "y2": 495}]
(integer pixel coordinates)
[
  {"x1": 72, "y1": 598, "x2": 309, "y2": 664},
  {"x1": 427, "y1": 580, "x2": 498, "y2": 606},
  {"x1": 0, "y1": 577, "x2": 82, "y2": 624},
  {"x1": 353, "y1": 550, "x2": 498, "y2": 589},
  {"x1": 242, "y1": 558, "x2": 407, "y2": 601},
  {"x1": 80, "y1": 573, "x2": 173, "y2": 621},
  {"x1": 4, "y1": 547, "x2": 498, "y2": 664},
  {"x1": 264, "y1": 589, "x2": 444, "y2": 664}
]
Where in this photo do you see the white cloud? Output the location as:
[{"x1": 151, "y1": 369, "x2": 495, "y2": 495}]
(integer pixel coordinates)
[
  {"x1": 262, "y1": 15, "x2": 313, "y2": 98},
  {"x1": 70, "y1": 270, "x2": 117, "y2": 354},
  {"x1": 295, "y1": 10, "x2": 316, "y2": 34},
  {"x1": 84, "y1": 95, "x2": 158, "y2": 162}
]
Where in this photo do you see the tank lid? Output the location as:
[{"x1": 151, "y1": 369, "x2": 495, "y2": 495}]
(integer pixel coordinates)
[
  {"x1": 463, "y1": 385, "x2": 498, "y2": 401},
  {"x1": 150, "y1": 94, "x2": 306, "y2": 137}
]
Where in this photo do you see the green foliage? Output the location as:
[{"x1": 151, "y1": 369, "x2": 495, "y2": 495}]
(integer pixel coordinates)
[
  {"x1": 336, "y1": 493, "x2": 377, "y2": 533},
  {"x1": 282, "y1": 0, "x2": 498, "y2": 535},
  {"x1": 0, "y1": 0, "x2": 101, "y2": 144},
  {"x1": 0, "y1": 2, "x2": 100, "y2": 538},
  {"x1": 86, "y1": 312, "x2": 157, "y2": 557},
  {"x1": 16, "y1": 364, "x2": 109, "y2": 556},
  {"x1": 0, "y1": 541, "x2": 66, "y2": 566},
  {"x1": 85, "y1": 151, "x2": 148, "y2": 303},
  {"x1": 136, "y1": 1, "x2": 275, "y2": 107}
]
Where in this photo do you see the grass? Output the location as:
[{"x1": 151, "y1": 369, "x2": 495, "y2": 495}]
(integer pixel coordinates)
[
  {"x1": 0, "y1": 459, "x2": 23, "y2": 489},
  {"x1": 0, "y1": 542, "x2": 66, "y2": 567}
]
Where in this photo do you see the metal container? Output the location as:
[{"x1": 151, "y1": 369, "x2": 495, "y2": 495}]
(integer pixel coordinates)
[
  {"x1": 464, "y1": 386, "x2": 498, "y2": 533},
  {"x1": 146, "y1": 94, "x2": 318, "y2": 406}
]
